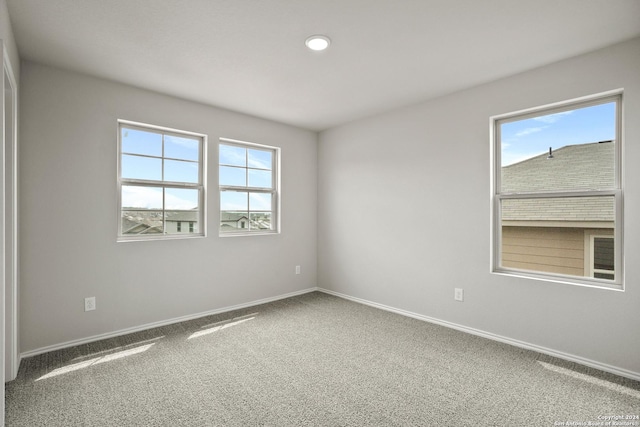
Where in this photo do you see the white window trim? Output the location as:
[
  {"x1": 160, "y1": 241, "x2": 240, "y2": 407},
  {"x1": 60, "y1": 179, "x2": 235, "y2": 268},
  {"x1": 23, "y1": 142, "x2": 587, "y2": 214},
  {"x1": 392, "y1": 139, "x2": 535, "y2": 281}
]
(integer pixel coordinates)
[
  {"x1": 584, "y1": 232, "x2": 615, "y2": 279},
  {"x1": 219, "y1": 137, "x2": 281, "y2": 237},
  {"x1": 490, "y1": 90, "x2": 624, "y2": 290},
  {"x1": 117, "y1": 119, "x2": 207, "y2": 242}
]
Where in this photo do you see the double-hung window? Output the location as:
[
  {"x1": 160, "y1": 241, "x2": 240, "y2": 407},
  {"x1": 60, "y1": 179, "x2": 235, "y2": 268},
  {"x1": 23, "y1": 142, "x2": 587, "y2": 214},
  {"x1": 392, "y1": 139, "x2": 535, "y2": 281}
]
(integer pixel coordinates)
[
  {"x1": 219, "y1": 138, "x2": 279, "y2": 235},
  {"x1": 118, "y1": 120, "x2": 206, "y2": 240},
  {"x1": 492, "y1": 92, "x2": 623, "y2": 289}
]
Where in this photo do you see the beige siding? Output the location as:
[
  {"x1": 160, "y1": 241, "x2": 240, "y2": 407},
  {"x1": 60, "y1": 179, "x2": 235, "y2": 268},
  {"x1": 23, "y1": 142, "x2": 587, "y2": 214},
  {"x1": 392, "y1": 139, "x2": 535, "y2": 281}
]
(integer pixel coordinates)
[{"x1": 502, "y1": 227, "x2": 585, "y2": 277}]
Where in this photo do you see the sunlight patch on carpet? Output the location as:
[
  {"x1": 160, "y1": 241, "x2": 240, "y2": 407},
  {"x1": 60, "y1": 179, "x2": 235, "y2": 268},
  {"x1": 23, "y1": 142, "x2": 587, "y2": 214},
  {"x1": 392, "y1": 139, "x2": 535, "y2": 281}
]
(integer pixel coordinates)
[
  {"x1": 188, "y1": 315, "x2": 256, "y2": 340},
  {"x1": 35, "y1": 343, "x2": 156, "y2": 381},
  {"x1": 71, "y1": 336, "x2": 165, "y2": 362}
]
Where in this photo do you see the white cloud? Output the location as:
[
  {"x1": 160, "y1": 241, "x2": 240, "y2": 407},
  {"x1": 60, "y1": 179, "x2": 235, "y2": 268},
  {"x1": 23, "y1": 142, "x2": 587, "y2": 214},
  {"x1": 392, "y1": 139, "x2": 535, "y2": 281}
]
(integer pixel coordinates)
[
  {"x1": 165, "y1": 192, "x2": 197, "y2": 210},
  {"x1": 220, "y1": 145, "x2": 246, "y2": 166},
  {"x1": 249, "y1": 193, "x2": 271, "y2": 210},
  {"x1": 532, "y1": 110, "x2": 572, "y2": 124},
  {"x1": 122, "y1": 186, "x2": 162, "y2": 209},
  {"x1": 247, "y1": 158, "x2": 270, "y2": 169},
  {"x1": 515, "y1": 126, "x2": 546, "y2": 137},
  {"x1": 165, "y1": 135, "x2": 198, "y2": 149},
  {"x1": 122, "y1": 186, "x2": 196, "y2": 210}
]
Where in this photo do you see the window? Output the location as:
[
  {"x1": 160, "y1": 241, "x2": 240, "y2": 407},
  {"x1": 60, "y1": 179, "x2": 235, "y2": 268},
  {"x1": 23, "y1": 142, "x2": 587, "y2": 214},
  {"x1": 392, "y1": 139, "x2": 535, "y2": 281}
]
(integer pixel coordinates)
[
  {"x1": 585, "y1": 232, "x2": 615, "y2": 280},
  {"x1": 118, "y1": 120, "x2": 206, "y2": 240},
  {"x1": 219, "y1": 138, "x2": 279, "y2": 235},
  {"x1": 492, "y1": 92, "x2": 623, "y2": 288}
]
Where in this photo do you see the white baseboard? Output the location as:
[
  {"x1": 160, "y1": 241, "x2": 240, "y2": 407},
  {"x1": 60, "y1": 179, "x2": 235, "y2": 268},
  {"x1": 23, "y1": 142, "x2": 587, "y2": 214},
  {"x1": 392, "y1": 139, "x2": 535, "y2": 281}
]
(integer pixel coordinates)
[
  {"x1": 318, "y1": 288, "x2": 640, "y2": 382},
  {"x1": 20, "y1": 286, "x2": 640, "y2": 382},
  {"x1": 20, "y1": 287, "x2": 319, "y2": 360}
]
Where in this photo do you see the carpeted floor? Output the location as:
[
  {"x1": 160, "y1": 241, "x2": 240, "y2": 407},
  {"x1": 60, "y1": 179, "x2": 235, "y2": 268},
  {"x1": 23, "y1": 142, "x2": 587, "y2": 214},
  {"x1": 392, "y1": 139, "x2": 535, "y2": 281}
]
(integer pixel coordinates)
[{"x1": 5, "y1": 291, "x2": 640, "y2": 426}]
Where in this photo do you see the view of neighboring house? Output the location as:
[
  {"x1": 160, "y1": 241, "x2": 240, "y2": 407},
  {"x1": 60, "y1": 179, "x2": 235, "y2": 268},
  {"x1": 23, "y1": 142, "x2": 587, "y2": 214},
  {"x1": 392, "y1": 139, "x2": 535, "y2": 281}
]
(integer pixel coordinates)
[
  {"x1": 501, "y1": 141, "x2": 615, "y2": 279},
  {"x1": 122, "y1": 210, "x2": 272, "y2": 235},
  {"x1": 121, "y1": 212, "x2": 163, "y2": 235},
  {"x1": 220, "y1": 212, "x2": 272, "y2": 232},
  {"x1": 122, "y1": 211, "x2": 199, "y2": 235}
]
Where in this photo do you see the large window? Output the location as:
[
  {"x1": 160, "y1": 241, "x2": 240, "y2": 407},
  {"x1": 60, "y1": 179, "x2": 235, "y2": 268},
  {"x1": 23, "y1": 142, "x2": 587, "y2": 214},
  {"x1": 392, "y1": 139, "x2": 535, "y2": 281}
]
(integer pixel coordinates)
[
  {"x1": 118, "y1": 120, "x2": 206, "y2": 240},
  {"x1": 219, "y1": 138, "x2": 279, "y2": 235},
  {"x1": 492, "y1": 92, "x2": 623, "y2": 288}
]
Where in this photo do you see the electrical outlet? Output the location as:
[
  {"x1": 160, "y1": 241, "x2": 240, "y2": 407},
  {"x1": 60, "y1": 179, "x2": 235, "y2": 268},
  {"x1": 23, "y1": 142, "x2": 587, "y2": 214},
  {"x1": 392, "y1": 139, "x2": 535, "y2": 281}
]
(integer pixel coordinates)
[
  {"x1": 85, "y1": 297, "x2": 96, "y2": 312},
  {"x1": 295, "y1": 265, "x2": 301, "y2": 275},
  {"x1": 454, "y1": 288, "x2": 464, "y2": 302}
]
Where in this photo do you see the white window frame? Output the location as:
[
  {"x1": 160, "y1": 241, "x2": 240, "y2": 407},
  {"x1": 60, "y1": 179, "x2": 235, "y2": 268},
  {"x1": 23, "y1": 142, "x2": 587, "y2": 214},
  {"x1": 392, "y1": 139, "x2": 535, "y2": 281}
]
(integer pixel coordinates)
[
  {"x1": 117, "y1": 120, "x2": 207, "y2": 241},
  {"x1": 490, "y1": 90, "x2": 623, "y2": 290},
  {"x1": 219, "y1": 137, "x2": 280, "y2": 236},
  {"x1": 584, "y1": 232, "x2": 615, "y2": 279}
]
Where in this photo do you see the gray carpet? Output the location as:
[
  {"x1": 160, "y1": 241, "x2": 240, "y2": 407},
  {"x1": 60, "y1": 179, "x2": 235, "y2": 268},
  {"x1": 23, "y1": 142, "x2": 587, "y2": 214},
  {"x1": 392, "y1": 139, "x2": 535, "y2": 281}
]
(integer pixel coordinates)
[{"x1": 5, "y1": 292, "x2": 640, "y2": 426}]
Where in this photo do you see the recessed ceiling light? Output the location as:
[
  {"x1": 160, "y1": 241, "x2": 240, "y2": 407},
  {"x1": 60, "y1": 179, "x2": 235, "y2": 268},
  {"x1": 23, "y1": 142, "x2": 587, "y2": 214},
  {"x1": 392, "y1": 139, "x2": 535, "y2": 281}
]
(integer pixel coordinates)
[{"x1": 305, "y1": 35, "x2": 331, "y2": 51}]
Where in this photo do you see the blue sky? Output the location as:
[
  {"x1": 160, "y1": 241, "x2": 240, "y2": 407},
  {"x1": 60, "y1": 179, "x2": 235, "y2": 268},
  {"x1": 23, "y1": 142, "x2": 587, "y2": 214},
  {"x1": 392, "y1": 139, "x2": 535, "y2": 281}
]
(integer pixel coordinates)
[
  {"x1": 121, "y1": 127, "x2": 200, "y2": 210},
  {"x1": 500, "y1": 102, "x2": 616, "y2": 166},
  {"x1": 219, "y1": 144, "x2": 273, "y2": 189},
  {"x1": 219, "y1": 144, "x2": 273, "y2": 211},
  {"x1": 120, "y1": 130, "x2": 274, "y2": 212}
]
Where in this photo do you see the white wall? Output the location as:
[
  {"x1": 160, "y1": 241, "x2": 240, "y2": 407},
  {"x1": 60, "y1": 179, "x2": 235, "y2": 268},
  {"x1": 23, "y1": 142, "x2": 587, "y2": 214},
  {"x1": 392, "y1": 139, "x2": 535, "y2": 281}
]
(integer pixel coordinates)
[
  {"x1": 1, "y1": 2, "x2": 19, "y2": 423},
  {"x1": 0, "y1": 0, "x2": 19, "y2": 84},
  {"x1": 19, "y1": 62, "x2": 317, "y2": 353},
  {"x1": 318, "y1": 38, "x2": 640, "y2": 377}
]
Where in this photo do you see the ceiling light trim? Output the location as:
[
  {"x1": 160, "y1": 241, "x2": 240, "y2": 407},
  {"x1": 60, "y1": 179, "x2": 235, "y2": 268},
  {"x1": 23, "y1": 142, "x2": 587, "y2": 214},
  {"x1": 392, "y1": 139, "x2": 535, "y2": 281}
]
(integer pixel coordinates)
[{"x1": 305, "y1": 35, "x2": 331, "y2": 51}]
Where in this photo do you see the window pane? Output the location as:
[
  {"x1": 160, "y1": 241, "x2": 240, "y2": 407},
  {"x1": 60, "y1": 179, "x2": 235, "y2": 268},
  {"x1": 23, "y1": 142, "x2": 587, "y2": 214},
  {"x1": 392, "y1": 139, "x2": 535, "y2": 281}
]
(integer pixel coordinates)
[
  {"x1": 220, "y1": 144, "x2": 246, "y2": 167},
  {"x1": 218, "y1": 140, "x2": 277, "y2": 235},
  {"x1": 249, "y1": 212, "x2": 272, "y2": 231},
  {"x1": 220, "y1": 211, "x2": 249, "y2": 232},
  {"x1": 500, "y1": 102, "x2": 616, "y2": 193},
  {"x1": 119, "y1": 122, "x2": 205, "y2": 240},
  {"x1": 248, "y1": 149, "x2": 272, "y2": 170},
  {"x1": 594, "y1": 237, "x2": 614, "y2": 271},
  {"x1": 121, "y1": 127, "x2": 162, "y2": 156},
  {"x1": 121, "y1": 185, "x2": 163, "y2": 209},
  {"x1": 121, "y1": 154, "x2": 162, "y2": 181},
  {"x1": 248, "y1": 169, "x2": 272, "y2": 188},
  {"x1": 501, "y1": 196, "x2": 614, "y2": 278},
  {"x1": 164, "y1": 159, "x2": 199, "y2": 183},
  {"x1": 221, "y1": 191, "x2": 248, "y2": 211},
  {"x1": 165, "y1": 188, "x2": 199, "y2": 210},
  {"x1": 220, "y1": 166, "x2": 246, "y2": 187},
  {"x1": 121, "y1": 210, "x2": 164, "y2": 235},
  {"x1": 249, "y1": 193, "x2": 272, "y2": 211},
  {"x1": 165, "y1": 211, "x2": 199, "y2": 234},
  {"x1": 594, "y1": 272, "x2": 614, "y2": 280},
  {"x1": 165, "y1": 135, "x2": 199, "y2": 161}
]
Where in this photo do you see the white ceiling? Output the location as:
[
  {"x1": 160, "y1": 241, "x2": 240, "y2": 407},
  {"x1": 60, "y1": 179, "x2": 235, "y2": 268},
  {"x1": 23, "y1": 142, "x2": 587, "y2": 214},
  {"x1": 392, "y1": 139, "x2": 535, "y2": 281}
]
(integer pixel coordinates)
[{"x1": 6, "y1": 0, "x2": 640, "y2": 131}]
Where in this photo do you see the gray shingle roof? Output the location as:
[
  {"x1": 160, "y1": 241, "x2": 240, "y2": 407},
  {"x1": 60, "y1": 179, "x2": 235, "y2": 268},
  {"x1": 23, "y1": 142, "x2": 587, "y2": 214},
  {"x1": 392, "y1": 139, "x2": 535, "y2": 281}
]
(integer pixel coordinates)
[
  {"x1": 165, "y1": 211, "x2": 198, "y2": 222},
  {"x1": 501, "y1": 141, "x2": 614, "y2": 223},
  {"x1": 220, "y1": 212, "x2": 248, "y2": 222},
  {"x1": 502, "y1": 196, "x2": 613, "y2": 222}
]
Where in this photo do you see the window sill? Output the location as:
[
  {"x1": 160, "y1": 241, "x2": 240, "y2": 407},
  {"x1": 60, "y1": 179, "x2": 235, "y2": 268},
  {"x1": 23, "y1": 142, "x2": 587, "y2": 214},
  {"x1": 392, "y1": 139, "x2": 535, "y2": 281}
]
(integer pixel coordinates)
[
  {"x1": 117, "y1": 234, "x2": 206, "y2": 243},
  {"x1": 491, "y1": 268, "x2": 623, "y2": 291},
  {"x1": 219, "y1": 230, "x2": 280, "y2": 238}
]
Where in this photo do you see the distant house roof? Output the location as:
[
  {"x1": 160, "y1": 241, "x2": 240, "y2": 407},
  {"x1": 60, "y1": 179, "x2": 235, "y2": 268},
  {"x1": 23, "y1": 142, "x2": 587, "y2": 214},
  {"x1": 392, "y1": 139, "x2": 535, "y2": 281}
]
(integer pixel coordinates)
[
  {"x1": 121, "y1": 212, "x2": 163, "y2": 234},
  {"x1": 501, "y1": 141, "x2": 614, "y2": 224},
  {"x1": 220, "y1": 212, "x2": 271, "y2": 230},
  {"x1": 220, "y1": 212, "x2": 249, "y2": 222},
  {"x1": 122, "y1": 210, "x2": 198, "y2": 235},
  {"x1": 165, "y1": 211, "x2": 198, "y2": 222}
]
